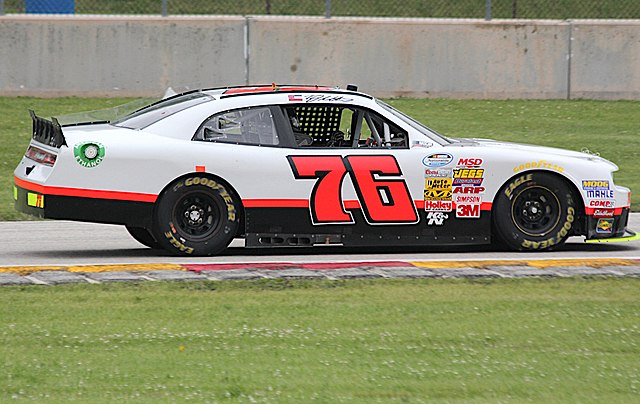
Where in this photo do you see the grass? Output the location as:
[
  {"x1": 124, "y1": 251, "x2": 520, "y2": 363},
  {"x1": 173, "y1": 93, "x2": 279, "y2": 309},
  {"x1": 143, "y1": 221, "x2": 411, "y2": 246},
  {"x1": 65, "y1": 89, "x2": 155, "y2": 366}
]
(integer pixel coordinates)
[
  {"x1": 2, "y1": 97, "x2": 638, "y2": 220},
  {"x1": 1, "y1": 277, "x2": 639, "y2": 401},
  {"x1": 2, "y1": 0, "x2": 639, "y2": 19}
]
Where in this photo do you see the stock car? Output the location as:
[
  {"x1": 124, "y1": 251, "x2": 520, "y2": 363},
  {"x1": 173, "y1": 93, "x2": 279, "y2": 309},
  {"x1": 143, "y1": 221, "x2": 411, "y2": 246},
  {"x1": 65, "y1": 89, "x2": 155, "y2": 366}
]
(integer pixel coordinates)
[{"x1": 13, "y1": 85, "x2": 637, "y2": 256}]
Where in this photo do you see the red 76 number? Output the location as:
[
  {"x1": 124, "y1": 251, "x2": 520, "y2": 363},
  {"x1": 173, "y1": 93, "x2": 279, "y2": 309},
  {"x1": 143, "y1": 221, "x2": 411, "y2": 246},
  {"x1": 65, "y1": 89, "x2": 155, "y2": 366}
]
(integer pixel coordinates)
[{"x1": 288, "y1": 155, "x2": 418, "y2": 225}]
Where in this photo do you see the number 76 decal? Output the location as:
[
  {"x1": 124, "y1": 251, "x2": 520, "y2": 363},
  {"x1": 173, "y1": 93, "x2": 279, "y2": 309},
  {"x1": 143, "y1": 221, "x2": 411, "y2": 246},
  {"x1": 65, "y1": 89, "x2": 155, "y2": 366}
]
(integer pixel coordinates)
[{"x1": 287, "y1": 155, "x2": 418, "y2": 225}]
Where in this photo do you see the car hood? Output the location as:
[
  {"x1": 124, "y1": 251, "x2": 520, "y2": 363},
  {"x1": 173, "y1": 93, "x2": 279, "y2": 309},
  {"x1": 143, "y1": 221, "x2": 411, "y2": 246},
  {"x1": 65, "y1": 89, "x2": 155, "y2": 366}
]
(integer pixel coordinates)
[{"x1": 448, "y1": 137, "x2": 618, "y2": 170}]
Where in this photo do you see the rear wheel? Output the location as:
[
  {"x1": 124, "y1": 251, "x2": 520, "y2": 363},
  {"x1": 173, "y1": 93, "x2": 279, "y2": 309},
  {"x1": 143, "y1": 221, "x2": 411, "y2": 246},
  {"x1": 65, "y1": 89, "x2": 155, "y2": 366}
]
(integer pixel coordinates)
[
  {"x1": 126, "y1": 226, "x2": 161, "y2": 249},
  {"x1": 152, "y1": 176, "x2": 241, "y2": 256},
  {"x1": 493, "y1": 172, "x2": 577, "y2": 251}
]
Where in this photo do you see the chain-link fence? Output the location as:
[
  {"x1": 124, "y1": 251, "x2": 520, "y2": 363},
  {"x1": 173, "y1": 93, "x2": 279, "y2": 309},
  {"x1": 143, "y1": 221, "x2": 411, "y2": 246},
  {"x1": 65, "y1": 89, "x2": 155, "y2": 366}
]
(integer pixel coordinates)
[{"x1": 1, "y1": 0, "x2": 639, "y2": 19}]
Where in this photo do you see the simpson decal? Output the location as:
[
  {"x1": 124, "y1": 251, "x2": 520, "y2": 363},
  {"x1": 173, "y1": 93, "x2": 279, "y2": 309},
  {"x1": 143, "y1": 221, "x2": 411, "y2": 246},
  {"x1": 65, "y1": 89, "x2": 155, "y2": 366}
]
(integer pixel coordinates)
[{"x1": 74, "y1": 142, "x2": 105, "y2": 168}]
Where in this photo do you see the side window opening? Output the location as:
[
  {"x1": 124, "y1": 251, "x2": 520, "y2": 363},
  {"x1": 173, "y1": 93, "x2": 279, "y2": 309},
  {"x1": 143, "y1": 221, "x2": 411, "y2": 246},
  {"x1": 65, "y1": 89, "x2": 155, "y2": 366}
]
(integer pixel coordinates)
[
  {"x1": 283, "y1": 104, "x2": 409, "y2": 149},
  {"x1": 195, "y1": 107, "x2": 279, "y2": 146}
]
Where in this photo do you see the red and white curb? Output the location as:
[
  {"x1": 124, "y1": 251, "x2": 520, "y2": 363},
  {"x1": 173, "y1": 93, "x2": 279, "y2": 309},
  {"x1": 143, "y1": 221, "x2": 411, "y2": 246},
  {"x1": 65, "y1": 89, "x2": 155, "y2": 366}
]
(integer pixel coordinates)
[{"x1": 1, "y1": 258, "x2": 639, "y2": 286}]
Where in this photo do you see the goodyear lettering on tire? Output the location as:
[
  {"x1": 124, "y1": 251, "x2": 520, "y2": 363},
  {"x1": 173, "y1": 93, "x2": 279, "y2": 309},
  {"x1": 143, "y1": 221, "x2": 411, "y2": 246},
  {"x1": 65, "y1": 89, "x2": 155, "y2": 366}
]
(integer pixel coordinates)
[
  {"x1": 520, "y1": 207, "x2": 575, "y2": 250},
  {"x1": 183, "y1": 177, "x2": 236, "y2": 221}
]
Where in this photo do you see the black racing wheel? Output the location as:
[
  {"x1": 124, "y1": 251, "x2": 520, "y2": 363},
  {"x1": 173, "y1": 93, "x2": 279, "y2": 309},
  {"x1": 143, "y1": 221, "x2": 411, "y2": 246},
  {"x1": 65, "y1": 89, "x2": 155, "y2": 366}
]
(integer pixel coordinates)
[
  {"x1": 493, "y1": 172, "x2": 577, "y2": 251},
  {"x1": 152, "y1": 176, "x2": 241, "y2": 256}
]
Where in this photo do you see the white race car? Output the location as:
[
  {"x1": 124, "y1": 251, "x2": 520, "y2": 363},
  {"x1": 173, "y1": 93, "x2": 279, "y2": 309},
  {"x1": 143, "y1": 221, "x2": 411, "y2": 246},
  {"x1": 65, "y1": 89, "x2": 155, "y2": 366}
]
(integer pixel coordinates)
[{"x1": 13, "y1": 85, "x2": 637, "y2": 255}]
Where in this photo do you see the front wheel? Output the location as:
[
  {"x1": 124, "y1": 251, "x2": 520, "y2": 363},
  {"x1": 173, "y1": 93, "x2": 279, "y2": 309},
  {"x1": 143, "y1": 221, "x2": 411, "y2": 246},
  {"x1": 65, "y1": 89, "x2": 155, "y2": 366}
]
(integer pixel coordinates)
[
  {"x1": 493, "y1": 172, "x2": 578, "y2": 251},
  {"x1": 152, "y1": 176, "x2": 241, "y2": 256}
]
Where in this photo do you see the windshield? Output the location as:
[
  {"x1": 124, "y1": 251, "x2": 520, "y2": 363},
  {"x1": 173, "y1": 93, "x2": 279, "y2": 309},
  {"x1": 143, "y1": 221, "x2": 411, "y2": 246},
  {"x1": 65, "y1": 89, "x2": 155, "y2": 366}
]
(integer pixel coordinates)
[
  {"x1": 376, "y1": 100, "x2": 452, "y2": 145},
  {"x1": 113, "y1": 92, "x2": 214, "y2": 130}
]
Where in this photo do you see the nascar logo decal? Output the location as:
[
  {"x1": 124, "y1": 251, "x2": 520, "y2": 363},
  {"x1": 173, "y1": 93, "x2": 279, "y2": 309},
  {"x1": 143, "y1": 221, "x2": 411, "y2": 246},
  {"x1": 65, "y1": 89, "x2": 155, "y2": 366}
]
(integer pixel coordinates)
[{"x1": 74, "y1": 141, "x2": 105, "y2": 168}]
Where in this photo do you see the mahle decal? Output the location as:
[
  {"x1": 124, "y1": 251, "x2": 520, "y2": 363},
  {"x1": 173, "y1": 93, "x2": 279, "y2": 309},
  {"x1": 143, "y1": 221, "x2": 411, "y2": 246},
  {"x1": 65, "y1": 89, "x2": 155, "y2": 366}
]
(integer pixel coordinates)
[{"x1": 74, "y1": 142, "x2": 105, "y2": 168}]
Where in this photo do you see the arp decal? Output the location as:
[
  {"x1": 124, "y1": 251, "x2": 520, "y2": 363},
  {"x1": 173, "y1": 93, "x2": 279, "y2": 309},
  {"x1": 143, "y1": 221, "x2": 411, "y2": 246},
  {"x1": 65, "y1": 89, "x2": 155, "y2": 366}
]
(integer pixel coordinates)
[
  {"x1": 422, "y1": 153, "x2": 453, "y2": 168},
  {"x1": 74, "y1": 142, "x2": 105, "y2": 168},
  {"x1": 288, "y1": 155, "x2": 418, "y2": 225}
]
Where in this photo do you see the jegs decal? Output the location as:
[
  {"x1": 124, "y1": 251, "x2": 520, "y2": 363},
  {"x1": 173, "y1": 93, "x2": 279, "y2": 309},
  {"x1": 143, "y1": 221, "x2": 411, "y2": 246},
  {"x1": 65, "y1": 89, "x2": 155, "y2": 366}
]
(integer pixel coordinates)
[{"x1": 287, "y1": 155, "x2": 418, "y2": 225}]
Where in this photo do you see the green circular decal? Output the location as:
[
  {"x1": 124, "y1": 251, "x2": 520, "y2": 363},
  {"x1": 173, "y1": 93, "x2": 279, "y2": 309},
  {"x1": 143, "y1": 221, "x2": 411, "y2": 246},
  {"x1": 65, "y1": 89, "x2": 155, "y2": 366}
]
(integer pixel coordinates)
[{"x1": 74, "y1": 142, "x2": 105, "y2": 168}]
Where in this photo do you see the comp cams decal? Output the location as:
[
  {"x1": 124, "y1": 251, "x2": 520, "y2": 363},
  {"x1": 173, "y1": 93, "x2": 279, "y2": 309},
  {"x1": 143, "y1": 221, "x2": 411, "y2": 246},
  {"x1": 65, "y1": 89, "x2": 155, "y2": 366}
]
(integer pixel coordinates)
[
  {"x1": 287, "y1": 155, "x2": 418, "y2": 225},
  {"x1": 74, "y1": 141, "x2": 105, "y2": 168}
]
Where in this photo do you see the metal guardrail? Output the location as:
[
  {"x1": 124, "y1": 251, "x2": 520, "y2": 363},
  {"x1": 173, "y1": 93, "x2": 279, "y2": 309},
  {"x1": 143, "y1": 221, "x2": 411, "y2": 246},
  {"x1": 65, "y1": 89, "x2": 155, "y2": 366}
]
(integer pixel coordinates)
[{"x1": 1, "y1": 0, "x2": 639, "y2": 19}]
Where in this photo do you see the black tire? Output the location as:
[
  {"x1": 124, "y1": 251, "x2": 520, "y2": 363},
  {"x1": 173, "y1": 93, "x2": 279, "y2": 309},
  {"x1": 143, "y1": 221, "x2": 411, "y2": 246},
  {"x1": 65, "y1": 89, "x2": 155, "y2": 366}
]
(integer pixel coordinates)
[
  {"x1": 493, "y1": 172, "x2": 577, "y2": 251},
  {"x1": 126, "y1": 226, "x2": 162, "y2": 249},
  {"x1": 152, "y1": 176, "x2": 241, "y2": 256}
]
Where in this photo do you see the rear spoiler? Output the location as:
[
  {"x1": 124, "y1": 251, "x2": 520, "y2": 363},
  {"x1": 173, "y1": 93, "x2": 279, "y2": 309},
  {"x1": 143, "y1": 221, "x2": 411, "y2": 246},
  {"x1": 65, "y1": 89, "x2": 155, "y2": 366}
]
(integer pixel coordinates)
[{"x1": 29, "y1": 110, "x2": 67, "y2": 148}]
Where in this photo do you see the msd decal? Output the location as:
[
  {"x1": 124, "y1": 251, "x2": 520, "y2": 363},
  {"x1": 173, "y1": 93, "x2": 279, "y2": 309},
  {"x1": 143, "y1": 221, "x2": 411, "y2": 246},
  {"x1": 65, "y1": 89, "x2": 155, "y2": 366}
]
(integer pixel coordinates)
[
  {"x1": 457, "y1": 158, "x2": 482, "y2": 167},
  {"x1": 288, "y1": 155, "x2": 418, "y2": 225}
]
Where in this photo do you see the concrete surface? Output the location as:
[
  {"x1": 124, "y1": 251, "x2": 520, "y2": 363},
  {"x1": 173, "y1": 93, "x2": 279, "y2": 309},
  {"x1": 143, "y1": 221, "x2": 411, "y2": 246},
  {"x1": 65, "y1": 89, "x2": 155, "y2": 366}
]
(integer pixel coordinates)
[{"x1": 1, "y1": 15, "x2": 639, "y2": 99}]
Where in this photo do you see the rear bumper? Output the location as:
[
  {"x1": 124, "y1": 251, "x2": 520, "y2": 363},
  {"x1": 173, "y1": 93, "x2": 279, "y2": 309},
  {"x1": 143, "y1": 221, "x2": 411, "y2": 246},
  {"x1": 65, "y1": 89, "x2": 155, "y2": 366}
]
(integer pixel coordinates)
[{"x1": 14, "y1": 177, "x2": 155, "y2": 228}]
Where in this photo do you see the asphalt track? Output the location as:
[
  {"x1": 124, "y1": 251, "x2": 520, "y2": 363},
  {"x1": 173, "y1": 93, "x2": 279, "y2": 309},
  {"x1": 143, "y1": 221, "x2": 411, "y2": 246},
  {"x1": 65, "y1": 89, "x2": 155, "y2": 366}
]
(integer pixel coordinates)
[{"x1": 1, "y1": 214, "x2": 639, "y2": 285}]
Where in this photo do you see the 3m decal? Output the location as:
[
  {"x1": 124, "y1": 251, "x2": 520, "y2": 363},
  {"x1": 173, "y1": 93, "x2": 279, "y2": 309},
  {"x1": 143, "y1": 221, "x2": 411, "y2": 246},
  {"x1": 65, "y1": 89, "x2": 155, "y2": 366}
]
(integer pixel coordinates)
[
  {"x1": 596, "y1": 218, "x2": 614, "y2": 234},
  {"x1": 74, "y1": 142, "x2": 105, "y2": 168},
  {"x1": 456, "y1": 204, "x2": 481, "y2": 218},
  {"x1": 422, "y1": 153, "x2": 453, "y2": 167},
  {"x1": 426, "y1": 211, "x2": 448, "y2": 226},
  {"x1": 288, "y1": 155, "x2": 418, "y2": 225}
]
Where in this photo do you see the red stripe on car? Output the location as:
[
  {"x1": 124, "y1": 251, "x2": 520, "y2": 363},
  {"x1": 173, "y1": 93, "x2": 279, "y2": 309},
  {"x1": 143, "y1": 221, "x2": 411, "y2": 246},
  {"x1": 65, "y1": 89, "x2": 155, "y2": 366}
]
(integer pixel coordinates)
[{"x1": 15, "y1": 176, "x2": 158, "y2": 203}]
